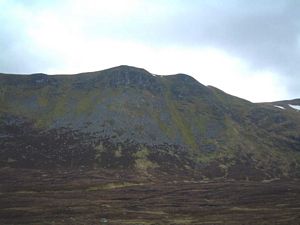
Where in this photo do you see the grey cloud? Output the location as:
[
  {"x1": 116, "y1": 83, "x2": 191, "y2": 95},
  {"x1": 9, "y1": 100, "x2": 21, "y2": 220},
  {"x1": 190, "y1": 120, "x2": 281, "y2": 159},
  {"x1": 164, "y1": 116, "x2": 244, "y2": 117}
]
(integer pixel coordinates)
[
  {"x1": 85, "y1": 0, "x2": 300, "y2": 98},
  {"x1": 97, "y1": 0, "x2": 299, "y2": 98},
  {"x1": 172, "y1": 2, "x2": 298, "y2": 51},
  {"x1": 159, "y1": 0, "x2": 300, "y2": 97}
]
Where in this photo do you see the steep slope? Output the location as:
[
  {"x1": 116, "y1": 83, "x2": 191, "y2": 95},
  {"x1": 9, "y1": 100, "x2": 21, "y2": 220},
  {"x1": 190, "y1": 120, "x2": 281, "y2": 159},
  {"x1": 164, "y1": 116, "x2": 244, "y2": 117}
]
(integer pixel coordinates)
[{"x1": 0, "y1": 65, "x2": 300, "y2": 179}]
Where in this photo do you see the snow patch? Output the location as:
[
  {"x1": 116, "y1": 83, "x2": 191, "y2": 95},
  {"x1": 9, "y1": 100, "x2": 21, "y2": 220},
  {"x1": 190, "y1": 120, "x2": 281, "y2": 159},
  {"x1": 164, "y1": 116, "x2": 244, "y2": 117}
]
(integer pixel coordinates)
[
  {"x1": 273, "y1": 105, "x2": 285, "y2": 110},
  {"x1": 151, "y1": 73, "x2": 162, "y2": 77},
  {"x1": 289, "y1": 104, "x2": 300, "y2": 111}
]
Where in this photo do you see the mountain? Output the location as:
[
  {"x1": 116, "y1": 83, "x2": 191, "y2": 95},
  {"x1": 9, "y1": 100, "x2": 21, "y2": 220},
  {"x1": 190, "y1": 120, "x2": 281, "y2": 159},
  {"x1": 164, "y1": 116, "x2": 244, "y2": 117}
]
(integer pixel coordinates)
[{"x1": 1, "y1": 65, "x2": 300, "y2": 180}]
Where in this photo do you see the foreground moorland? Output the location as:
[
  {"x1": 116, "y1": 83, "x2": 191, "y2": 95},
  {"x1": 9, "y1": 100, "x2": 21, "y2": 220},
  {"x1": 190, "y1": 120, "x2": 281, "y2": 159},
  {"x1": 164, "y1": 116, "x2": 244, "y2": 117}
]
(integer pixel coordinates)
[{"x1": 1, "y1": 168, "x2": 300, "y2": 225}]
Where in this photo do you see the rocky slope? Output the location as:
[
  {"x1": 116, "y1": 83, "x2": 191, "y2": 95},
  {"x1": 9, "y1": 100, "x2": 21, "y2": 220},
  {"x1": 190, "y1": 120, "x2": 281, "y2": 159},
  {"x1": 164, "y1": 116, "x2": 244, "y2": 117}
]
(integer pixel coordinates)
[{"x1": 1, "y1": 65, "x2": 300, "y2": 179}]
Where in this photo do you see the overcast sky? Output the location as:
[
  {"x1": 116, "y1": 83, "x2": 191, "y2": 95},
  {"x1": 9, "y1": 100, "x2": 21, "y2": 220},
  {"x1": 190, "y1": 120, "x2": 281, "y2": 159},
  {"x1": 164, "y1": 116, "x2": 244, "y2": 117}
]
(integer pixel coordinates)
[{"x1": 1, "y1": 0, "x2": 299, "y2": 102}]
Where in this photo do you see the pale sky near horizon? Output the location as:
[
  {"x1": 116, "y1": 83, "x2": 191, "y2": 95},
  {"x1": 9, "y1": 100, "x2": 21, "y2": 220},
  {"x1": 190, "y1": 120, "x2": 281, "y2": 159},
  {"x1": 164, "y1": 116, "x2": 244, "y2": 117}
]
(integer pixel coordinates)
[{"x1": 0, "y1": 0, "x2": 299, "y2": 102}]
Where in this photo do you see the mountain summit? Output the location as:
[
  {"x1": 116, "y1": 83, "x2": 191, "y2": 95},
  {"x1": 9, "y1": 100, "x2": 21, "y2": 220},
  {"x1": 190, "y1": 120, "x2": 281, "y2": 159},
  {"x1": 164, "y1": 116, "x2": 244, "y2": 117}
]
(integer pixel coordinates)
[{"x1": 1, "y1": 66, "x2": 300, "y2": 179}]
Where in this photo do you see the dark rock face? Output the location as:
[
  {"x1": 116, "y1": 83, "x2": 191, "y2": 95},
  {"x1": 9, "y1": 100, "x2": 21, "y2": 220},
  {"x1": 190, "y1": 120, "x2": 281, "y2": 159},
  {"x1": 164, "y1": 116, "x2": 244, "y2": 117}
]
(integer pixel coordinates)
[{"x1": 0, "y1": 65, "x2": 300, "y2": 179}]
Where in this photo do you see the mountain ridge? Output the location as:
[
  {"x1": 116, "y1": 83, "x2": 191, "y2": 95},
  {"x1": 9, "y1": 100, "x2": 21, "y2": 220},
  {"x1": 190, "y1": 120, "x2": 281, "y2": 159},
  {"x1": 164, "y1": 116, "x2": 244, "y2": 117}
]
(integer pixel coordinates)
[{"x1": 1, "y1": 65, "x2": 300, "y2": 180}]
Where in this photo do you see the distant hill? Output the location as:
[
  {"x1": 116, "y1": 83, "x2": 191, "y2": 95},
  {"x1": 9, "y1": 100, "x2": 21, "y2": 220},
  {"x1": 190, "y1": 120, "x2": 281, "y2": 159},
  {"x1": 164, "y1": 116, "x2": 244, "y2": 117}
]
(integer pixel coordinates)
[{"x1": 1, "y1": 65, "x2": 300, "y2": 180}]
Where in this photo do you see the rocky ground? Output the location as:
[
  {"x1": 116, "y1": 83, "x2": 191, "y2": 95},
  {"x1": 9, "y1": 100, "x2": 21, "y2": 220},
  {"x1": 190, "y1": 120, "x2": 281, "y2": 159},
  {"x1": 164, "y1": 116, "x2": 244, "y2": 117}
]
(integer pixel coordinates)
[{"x1": 1, "y1": 168, "x2": 300, "y2": 225}]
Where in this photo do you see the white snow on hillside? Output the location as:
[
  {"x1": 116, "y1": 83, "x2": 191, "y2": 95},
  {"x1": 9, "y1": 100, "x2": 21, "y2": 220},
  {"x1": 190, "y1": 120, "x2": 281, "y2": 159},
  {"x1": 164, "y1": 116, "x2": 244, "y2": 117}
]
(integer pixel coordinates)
[
  {"x1": 289, "y1": 104, "x2": 300, "y2": 111},
  {"x1": 273, "y1": 105, "x2": 285, "y2": 110}
]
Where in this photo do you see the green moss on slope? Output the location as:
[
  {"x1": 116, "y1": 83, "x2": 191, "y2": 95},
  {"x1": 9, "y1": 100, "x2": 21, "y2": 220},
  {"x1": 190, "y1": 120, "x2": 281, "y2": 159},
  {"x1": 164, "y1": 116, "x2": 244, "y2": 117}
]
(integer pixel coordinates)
[{"x1": 162, "y1": 78, "x2": 197, "y2": 150}]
